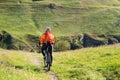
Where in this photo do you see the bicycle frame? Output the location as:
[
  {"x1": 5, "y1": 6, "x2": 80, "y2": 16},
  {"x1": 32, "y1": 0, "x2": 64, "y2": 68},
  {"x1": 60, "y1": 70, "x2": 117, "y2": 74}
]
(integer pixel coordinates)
[{"x1": 44, "y1": 43, "x2": 52, "y2": 71}]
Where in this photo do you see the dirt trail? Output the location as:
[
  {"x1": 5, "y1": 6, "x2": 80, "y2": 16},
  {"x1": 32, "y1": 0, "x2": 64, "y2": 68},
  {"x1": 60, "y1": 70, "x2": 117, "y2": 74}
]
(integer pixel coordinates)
[
  {"x1": 30, "y1": 53, "x2": 42, "y2": 67},
  {"x1": 47, "y1": 71, "x2": 59, "y2": 80},
  {"x1": 30, "y1": 53, "x2": 59, "y2": 80}
]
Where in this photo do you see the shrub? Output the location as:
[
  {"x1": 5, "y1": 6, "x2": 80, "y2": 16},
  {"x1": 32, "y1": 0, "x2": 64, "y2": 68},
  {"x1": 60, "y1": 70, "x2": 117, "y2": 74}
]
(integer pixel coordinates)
[
  {"x1": 71, "y1": 38, "x2": 83, "y2": 50},
  {"x1": 108, "y1": 37, "x2": 119, "y2": 44},
  {"x1": 55, "y1": 40, "x2": 70, "y2": 51},
  {"x1": 0, "y1": 31, "x2": 13, "y2": 49}
]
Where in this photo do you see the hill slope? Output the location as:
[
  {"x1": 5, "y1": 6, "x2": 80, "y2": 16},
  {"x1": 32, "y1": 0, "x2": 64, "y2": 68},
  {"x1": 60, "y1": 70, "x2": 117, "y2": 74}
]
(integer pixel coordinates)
[
  {"x1": 0, "y1": 0, "x2": 120, "y2": 37},
  {"x1": 0, "y1": 0, "x2": 120, "y2": 51},
  {"x1": 0, "y1": 45, "x2": 120, "y2": 80}
]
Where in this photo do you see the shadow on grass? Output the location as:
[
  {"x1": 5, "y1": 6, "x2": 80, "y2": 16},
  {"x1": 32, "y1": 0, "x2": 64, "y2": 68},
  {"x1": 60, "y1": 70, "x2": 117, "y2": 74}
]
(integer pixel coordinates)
[
  {"x1": 100, "y1": 53, "x2": 112, "y2": 57},
  {"x1": 15, "y1": 65, "x2": 23, "y2": 69},
  {"x1": 14, "y1": 65, "x2": 41, "y2": 73},
  {"x1": 33, "y1": 67, "x2": 41, "y2": 72}
]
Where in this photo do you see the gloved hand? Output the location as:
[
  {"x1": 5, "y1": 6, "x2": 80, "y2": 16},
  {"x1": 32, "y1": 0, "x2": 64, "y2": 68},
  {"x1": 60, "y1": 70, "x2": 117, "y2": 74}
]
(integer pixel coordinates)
[{"x1": 40, "y1": 45, "x2": 42, "y2": 47}]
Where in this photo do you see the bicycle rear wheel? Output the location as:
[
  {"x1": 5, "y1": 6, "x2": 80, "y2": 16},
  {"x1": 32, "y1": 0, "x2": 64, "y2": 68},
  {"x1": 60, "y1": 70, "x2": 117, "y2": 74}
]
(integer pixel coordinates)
[{"x1": 46, "y1": 52, "x2": 51, "y2": 71}]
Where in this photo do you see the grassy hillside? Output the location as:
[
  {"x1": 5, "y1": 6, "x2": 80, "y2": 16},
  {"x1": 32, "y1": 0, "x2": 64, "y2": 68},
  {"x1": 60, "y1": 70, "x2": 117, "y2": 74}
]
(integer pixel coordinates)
[
  {"x1": 0, "y1": 3, "x2": 39, "y2": 38},
  {"x1": 0, "y1": 0, "x2": 120, "y2": 51},
  {"x1": 0, "y1": 0, "x2": 120, "y2": 37},
  {"x1": 0, "y1": 45, "x2": 120, "y2": 80}
]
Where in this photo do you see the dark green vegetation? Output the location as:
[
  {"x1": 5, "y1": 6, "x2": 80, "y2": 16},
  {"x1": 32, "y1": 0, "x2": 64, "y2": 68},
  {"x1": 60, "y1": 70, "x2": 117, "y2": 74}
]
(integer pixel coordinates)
[{"x1": 0, "y1": 0, "x2": 120, "y2": 51}]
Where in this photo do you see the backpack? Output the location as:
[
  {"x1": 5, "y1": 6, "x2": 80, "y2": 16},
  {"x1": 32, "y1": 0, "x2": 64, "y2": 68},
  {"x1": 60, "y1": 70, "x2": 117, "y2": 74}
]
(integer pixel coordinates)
[{"x1": 45, "y1": 31, "x2": 53, "y2": 43}]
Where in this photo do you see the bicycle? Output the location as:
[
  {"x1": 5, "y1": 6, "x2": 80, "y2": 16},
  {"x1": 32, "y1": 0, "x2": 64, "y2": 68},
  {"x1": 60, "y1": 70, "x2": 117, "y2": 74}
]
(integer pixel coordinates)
[{"x1": 44, "y1": 42, "x2": 52, "y2": 71}]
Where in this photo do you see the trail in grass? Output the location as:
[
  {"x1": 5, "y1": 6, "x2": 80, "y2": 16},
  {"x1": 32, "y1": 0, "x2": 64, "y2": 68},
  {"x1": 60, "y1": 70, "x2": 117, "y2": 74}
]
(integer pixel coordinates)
[
  {"x1": 47, "y1": 71, "x2": 59, "y2": 80},
  {"x1": 30, "y1": 53, "x2": 42, "y2": 67},
  {"x1": 30, "y1": 53, "x2": 59, "y2": 80}
]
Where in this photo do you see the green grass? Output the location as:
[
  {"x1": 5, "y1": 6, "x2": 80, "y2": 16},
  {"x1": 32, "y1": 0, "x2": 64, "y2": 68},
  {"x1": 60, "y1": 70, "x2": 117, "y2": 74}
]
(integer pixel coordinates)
[
  {"x1": 0, "y1": 44, "x2": 120, "y2": 79},
  {"x1": 0, "y1": 49, "x2": 50, "y2": 80},
  {"x1": 33, "y1": 6, "x2": 120, "y2": 36},
  {"x1": 0, "y1": 0, "x2": 120, "y2": 38},
  {"x1": 0, "y1": 4, "x2": 39, "y2": 38},
  {"x1": 52, "y1": 45, "x2": 120, "y2": 80},
  {"x1": 38, "y1": 0, "x2": 120, "y2": 6}
]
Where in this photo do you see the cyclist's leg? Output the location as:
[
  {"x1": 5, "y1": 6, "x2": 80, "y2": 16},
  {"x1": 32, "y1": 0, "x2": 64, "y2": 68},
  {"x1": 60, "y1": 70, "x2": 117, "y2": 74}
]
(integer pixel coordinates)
[
  {"x1": 41, "y1": 44, "x2": 47, "y2": 67},
  {"x1": 41, "y1": 44, "x2": 46, "y2": 58},
  {"x1": 48, "y1": 44, "x2": 53, "y2": 66}
]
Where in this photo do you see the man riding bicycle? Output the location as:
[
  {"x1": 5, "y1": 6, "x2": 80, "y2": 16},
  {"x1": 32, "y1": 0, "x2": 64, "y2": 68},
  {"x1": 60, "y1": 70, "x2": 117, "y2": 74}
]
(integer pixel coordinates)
[{"x1": 39, "y1": 27, "x2": 55, "y2": 68}]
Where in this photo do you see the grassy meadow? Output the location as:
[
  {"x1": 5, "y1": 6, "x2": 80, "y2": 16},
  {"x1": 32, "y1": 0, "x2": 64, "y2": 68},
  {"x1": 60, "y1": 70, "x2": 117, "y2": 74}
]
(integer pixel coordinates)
[
  {"x1": 0, "y1": 45, "x2": 120, "y2": 80},
  {"x1": 0, "y1": 49, "x2": 50, "y2": 80},
  {"x1": 52, "y1": 44, "x2": 120, "y2": 80}
]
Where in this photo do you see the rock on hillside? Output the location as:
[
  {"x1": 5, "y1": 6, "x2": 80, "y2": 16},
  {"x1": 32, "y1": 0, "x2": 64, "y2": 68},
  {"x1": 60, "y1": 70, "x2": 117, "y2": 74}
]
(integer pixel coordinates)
[
  {"x1": 83, "y1": 34, "x2": 108, "y2": 47},
  {"x1": 0, "y1": 31, "x2": 38, "y2": 52}
]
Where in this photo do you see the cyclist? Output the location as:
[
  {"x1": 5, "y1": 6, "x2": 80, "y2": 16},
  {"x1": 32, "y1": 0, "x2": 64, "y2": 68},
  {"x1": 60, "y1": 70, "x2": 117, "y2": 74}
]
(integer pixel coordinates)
[{"x1": 39, "y1": 27, "x2": 55, "y2": 67}]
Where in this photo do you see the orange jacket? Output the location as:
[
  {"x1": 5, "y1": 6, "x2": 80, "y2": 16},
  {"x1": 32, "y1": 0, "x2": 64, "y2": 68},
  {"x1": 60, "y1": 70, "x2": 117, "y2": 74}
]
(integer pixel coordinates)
[{"x1": 39, "y1": 32, "x2": 55, "y2": 45}]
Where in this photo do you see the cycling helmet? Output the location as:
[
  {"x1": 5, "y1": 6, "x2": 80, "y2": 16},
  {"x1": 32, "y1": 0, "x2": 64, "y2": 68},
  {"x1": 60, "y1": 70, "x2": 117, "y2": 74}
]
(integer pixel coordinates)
[{"x1": 45, "y1": 27, "x2": 51, "y2": 31}]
